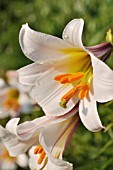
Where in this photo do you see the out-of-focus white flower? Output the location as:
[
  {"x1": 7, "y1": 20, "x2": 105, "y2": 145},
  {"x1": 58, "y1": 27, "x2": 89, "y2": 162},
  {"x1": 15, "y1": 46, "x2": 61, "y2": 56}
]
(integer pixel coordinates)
[
  {"x1": 0, "y1": 139, "x2": 28, "y2": 170},
  {"x1": 0, "y1": 71, "x2": 34, "y2": 118}
]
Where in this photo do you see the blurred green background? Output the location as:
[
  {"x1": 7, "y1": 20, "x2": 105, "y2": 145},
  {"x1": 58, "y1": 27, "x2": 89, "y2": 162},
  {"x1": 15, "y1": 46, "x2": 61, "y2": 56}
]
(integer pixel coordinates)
[{"x1": 0, "y1": 0, "x2": 113, "y2": 169}]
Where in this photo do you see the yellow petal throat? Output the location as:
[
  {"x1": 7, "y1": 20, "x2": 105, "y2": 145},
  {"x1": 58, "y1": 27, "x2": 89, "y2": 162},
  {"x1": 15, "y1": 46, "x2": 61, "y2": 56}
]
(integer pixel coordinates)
[{"x1": 54, "y1": 48, "x2": 93, "y2": 108}]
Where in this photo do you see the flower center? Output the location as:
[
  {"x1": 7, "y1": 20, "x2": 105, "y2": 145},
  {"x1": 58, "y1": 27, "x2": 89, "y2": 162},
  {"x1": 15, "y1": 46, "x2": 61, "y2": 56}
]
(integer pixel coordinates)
[
  {"x1": 34, "y1": 145, "x2": 47, "y2": 165},
  {"x1": 54, "y1": 72, "x2": 91, "y2": 108},
  {"x1": 3, "y1": 88, "x2": 20, "y2": 112},
  {"x1": 3, "y1": 98, "x2": 20, "y2": 112},
  {"x1": 8, "y1": 88, "x2": 20, "y2": 99}
]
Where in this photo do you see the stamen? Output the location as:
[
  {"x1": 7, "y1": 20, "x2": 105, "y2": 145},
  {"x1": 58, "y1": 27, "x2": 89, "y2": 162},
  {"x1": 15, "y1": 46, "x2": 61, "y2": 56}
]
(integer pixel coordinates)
[
  {"x1": 78, "y1": 85, "x2": 89, "y2": 99},
  {"x1": 60, "y1": 83, "x2": 89, "y2": 108},
  {"x1": 34, "y1": 145, "x2": 46, "y2": 165},
  {"x1": 68, "y1": 72, "x2": 84, "y2": 82},
  {"x1": 3, "y1": 99, "x2": 20, "y2": 112},
  {"x1": 54, "y1": 72, "x2": 90, "y2": 108},
  {"x1": 60, "y1": 76, "x2": 70, "y2": 84},
  {"x1": 3, "y1": 100, "x2": 11, "y2": 110},
  {"x1": 54, "y1": 73, "x2": 71, "y2": 81},
  {"x1": 61, "y1": 87, "x2": 78, "y2": 102},
  {"x1": 54, "y1": 72, "x2": 84, "y2": 84},
  {"x1": 38, "y1": 150, "x2": 46, "y2": 164},
  {"x1": 34, "y1": 145, "x2": 43, "y2": 154},
  {"x1": 60, "y1": 87, "x2": 78, "y2": 108}
]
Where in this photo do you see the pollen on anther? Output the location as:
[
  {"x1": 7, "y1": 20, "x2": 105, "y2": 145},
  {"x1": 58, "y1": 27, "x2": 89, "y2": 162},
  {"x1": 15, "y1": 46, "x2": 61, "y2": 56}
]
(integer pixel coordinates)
[
  {"x1": 78, "y1": 85, "x2": 89, "y2": 99},
  {"x1": 38, "y1": 150, "x2": 46, "y2": 164},
  {"x1": 68, "y1": 72, "x2": 84, "y2": 82},
  {"x1": 34, "y1": 145, "x2": 46, "y2": 165},
  {"x1": 54, "y1": 73, "x2": 71, "y2": 81},
  {"x1": 34, "y1": 145, "x2": 43, "y2": 154}
]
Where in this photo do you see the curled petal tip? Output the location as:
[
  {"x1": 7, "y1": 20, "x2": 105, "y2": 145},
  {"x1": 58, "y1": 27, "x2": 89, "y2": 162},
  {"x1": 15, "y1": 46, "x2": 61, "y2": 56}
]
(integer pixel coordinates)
[
  {"x1": 22, "y1": 23, "x2": 29, "y2": 29},
  {"x1": 102, "y1": 126, "x2": 106, "y2": 131},
  {"x1": 79, "y1": 18, "x2": 84, "y2": 21},
  {"x1": 92, "y1": 125, "x2": 105, "y2": 132}
]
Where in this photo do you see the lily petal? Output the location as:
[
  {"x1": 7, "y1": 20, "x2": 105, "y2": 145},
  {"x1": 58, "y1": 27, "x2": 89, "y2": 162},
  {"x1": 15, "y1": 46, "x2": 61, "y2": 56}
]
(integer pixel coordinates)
[
  {"x1": 18, "y1": 62, "x2": 78, "y2": 116},
  {"x1": 17, "y1": 105, "x2": 78, "y2": 141},
  {"x1": 29, "y1": 146, "x2": 73, "y2": 170},
  {"x1": 0, "y1": 119, "x2": 38, "y2": 156},
  {"x1": 18, "y1": 62, "x2": 53, "y2": 86},
  {"x1": 45, "y1": 151, "x2": 73, "y2": 170},
  {"x1": 39, "y1": 114, "x2": 79, "y2": 164},
  {"x1": 90, "y1": 53, "x2": 113, "y2": 102},
  {"x1": 0, "y1": 107, "x2": 78, "y2": 157},
  {"x1": 79, "y1": 88, "x2": 104, "y2": 132},
  {"x1": 62, "y1": 18, "x2": 84, "y2": 49},
  {"x1": 19, "y1": 23, "x2": 73, "y2": 63},
  {"x1": 0, "y1": 161, "x2": 17, "y2": 170}
]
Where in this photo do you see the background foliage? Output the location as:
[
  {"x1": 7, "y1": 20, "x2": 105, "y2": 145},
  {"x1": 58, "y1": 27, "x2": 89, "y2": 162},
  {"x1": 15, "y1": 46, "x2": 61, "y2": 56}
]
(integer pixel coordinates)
[{"x1": 0, "y1": 0, "x2": 113, "y2": 169}]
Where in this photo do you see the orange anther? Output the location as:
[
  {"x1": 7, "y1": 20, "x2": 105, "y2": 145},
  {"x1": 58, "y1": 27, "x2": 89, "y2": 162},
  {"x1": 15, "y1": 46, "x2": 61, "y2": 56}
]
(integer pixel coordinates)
[
  {"x1": 54, "y1": 72, "x2": 84, "y2": 84},
  {"x1": 38, "y1": 147, "x2": 43, "y2": 154},
  {"x1": 34, "y1": 145, "x2": 46, "y2": 165},
  {"x1": 61, "y1": 87, "x2": 78, "y2": 102},
  {"x1": 38, "y1": 150, "x2": 46, "y2": 164},
  {"x1": 3, "y1": 100, "x2": 11, "y2": 110},
  {"x1": 78, "y1": 85, "x2": 89, "y2": 99},
  {"x1": 3, "y1": 99, "x2": 19, "y2": 112},
  {"x1": 60, "y1": 83, "x2": 89, "y2": 107},
  {"x1": 54, "y1": 73, "x2": 71, "y2": 81},
  {"x1": 34, "y1": 145, "x2": 43, "y2": 154},
  {"x1": 54, "y1": 71, "x2": 90, "y2": 107},
  {"x1": 60, "y1": 76, "x2": 70, "y2": 84},
  {"x1": 68, "y1": 72, "x2": 84, "y2": 82}
]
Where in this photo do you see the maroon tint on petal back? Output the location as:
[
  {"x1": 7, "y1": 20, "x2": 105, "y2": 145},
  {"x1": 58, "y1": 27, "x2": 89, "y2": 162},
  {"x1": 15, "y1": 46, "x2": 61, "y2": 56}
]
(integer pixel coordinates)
[{"x1": 86, "y1": 42, "x2": 112, "y2": 61}]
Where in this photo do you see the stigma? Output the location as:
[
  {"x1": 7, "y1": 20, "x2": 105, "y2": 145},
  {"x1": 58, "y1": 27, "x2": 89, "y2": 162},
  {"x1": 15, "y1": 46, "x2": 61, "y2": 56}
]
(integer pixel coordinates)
[{"x1": 54, "y1": 72, "x2": 89, "y2": 108}]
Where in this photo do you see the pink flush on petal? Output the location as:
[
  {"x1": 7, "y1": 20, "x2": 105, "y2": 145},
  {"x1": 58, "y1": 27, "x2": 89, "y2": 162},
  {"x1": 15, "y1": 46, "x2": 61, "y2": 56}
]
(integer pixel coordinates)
[{"x1": 86, "y1": 42, "x2": 112, "y2": 61}]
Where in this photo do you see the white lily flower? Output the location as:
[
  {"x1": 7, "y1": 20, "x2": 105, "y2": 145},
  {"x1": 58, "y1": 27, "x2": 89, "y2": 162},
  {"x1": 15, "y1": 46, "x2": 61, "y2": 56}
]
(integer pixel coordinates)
[
  {"x1": 0, "y1": 106, "x2": 79, "y2": 170},
  {"x1": 18, "y1": 18, "x2": 113, "y2": 132},
  {"x1": 0, "y1": 139, "x2": 28, "y2": 170},
  {"x1": 0, "y1": 71, "x2": 34, "y2": 118},
  {"x1": 0, "y1": 86, "x2": 32, "y2": 118},
  {"x1": 29, "y1": 113, "x2": 79, "y2": 170}
]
